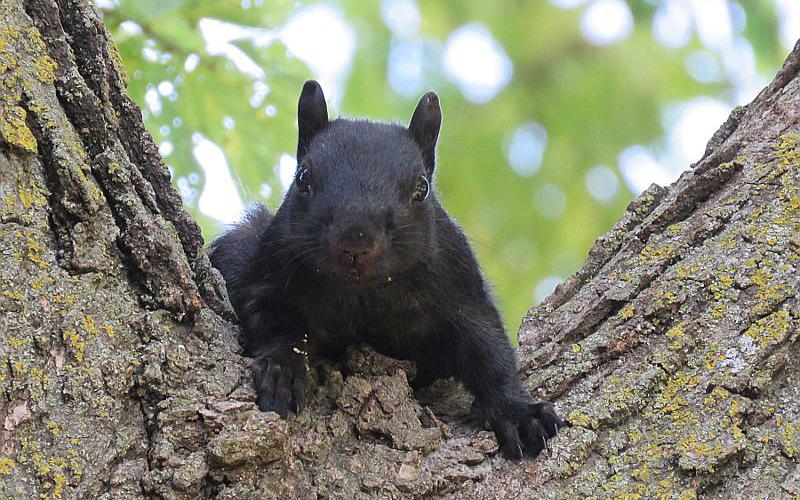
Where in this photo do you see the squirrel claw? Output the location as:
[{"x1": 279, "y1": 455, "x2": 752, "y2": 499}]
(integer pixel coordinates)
[{"x1": 253, "y1": 353, "x2": 307, "y2": 417}]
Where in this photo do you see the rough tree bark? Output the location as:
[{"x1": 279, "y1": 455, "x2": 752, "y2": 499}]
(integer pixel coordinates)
[{"x1": 0, "y1": 0, "x2": 797, "y2": 498}]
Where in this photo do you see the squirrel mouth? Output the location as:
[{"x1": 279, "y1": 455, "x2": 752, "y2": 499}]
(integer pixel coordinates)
[
  {"x1": 336, "y1": 265, "x2": 386, "y2": 285},
  {"x1": 333, "y1": 250, "x2": 383, "y2": 282},
  {"x1": 344, "y1": 268, "x2": 361, "y2": 280}
]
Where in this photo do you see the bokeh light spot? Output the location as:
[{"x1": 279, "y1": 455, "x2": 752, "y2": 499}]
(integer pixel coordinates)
[
  {"x1": 652, "y1": 0, "x2": 691, "y2": 49},
  {"x1": 618, "y1": 145, "x2": 672, "y2": 194},
  {"x1": 684, "y1": 51, "x2": 721, "y2": 83},
  {"x1": 159, "y1": 141, "x2": 173, "y2": 158},
  {"x1": 276, "y1": 154, "x2": 298, "y2": 193},
  {"x1": 584, "y1": 165, "x2": 619, "y2": 202},
  {"x1": 668, "y1": 97, "x2": 730, "y2": 165},
  {"x1": 381, "y1": 0, "x2": 421, "y2": 37},
  {"x1": 534, "y1": 276, "x2": 562, "y2": 303},
  {"x1": 281, "y1": 5, "x2": 356, "y2": 104},
  {"x1": 775, "y1": 0, "x2": 800, "y2": 51},
  {"x1": 388, "y1": 41, "x2": 425, "y2": 97},
  {"x1": 443, "y1": 24, "x2": 513, "y2": 103},
  {"x1": 192, "y1": 134, "x2": 244, "y2": 223},
  {"x1": 505, "y1": 121, "x2": 548, "y2": 177},
  {"x1": 580, "y1": 0, "x2": 633, "y2": 46},
  {"x1": 550, "y1": 0, "x2": 587, "y2": 9}
]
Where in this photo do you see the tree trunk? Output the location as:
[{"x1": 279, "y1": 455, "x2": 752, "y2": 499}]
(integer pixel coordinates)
[{"x1": 0, "y1": 0, "x2": 797, "y2": 498}]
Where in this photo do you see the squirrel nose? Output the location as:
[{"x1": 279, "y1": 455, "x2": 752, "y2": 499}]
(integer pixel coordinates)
[
  {"x1": 334, "y1": 227, "x2": 381, "y2": 271},
  {"x1": 338, "y1": 231, "x2": 374, "y2": 260},
  {"x1": 342, "y1": 248, "x2": 369, "y2": 264}
]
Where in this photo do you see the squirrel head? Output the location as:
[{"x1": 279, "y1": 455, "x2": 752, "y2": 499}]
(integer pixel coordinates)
[{"x1": 279, "y1": 80, "x2": 442, "y2": 285}]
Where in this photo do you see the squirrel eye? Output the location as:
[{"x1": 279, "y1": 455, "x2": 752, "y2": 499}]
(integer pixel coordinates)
[
  {"x1": 295, "y1": 167, "x2": 312, "y2": 194},
  {"x1": 412, "y1": 175, "x2": 430, "y2": 202}
]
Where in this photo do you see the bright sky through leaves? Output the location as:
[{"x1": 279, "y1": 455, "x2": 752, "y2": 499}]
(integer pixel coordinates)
[{"x1": 101, "y1": 0, "x2": 800, "y2": 335}]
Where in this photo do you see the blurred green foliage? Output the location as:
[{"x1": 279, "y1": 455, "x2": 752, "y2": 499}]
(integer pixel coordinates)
[{"x1": 100, "y1": 0, "x2": 790, "y2": 336}]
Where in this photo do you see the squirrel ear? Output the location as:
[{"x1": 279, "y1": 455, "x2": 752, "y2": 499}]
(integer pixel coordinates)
[
  {"x1": 297, "y1": 80, "x2": 329, "y2": 161},
  {"x1": 408, "y1": 91, "x2": 442, "y2": 175}
]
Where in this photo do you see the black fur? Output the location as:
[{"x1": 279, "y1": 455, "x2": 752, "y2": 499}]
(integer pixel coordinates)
[{"x1": 209, "y1": 81, "x2": 568, "y2": 459}]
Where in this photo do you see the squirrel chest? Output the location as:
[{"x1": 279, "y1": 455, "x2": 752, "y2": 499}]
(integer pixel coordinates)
[{"x1": 299, "y1": 282, "x2": 438, "y2": 359}]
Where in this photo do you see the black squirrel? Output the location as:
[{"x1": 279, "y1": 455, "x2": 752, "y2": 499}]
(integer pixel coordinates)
[{"x1": 209, "y1": 81, "x2": 568, "y2": 459}]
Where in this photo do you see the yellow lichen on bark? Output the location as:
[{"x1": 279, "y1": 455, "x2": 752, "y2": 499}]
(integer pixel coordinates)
[
  {"x1": 0, "y1": 17, "x2": 60, "y2": 154},
  {"x1": 0, "y1": 105, "x2": 36, "y2": 152}
]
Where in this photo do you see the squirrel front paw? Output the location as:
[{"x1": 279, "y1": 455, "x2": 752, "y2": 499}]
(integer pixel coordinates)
[
  {"x1": 252, "y1": 353, "x2": 307, "y2": 418},
  {"x1": 482, "y1": 400, "x2": 570, "y2": 459}
]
